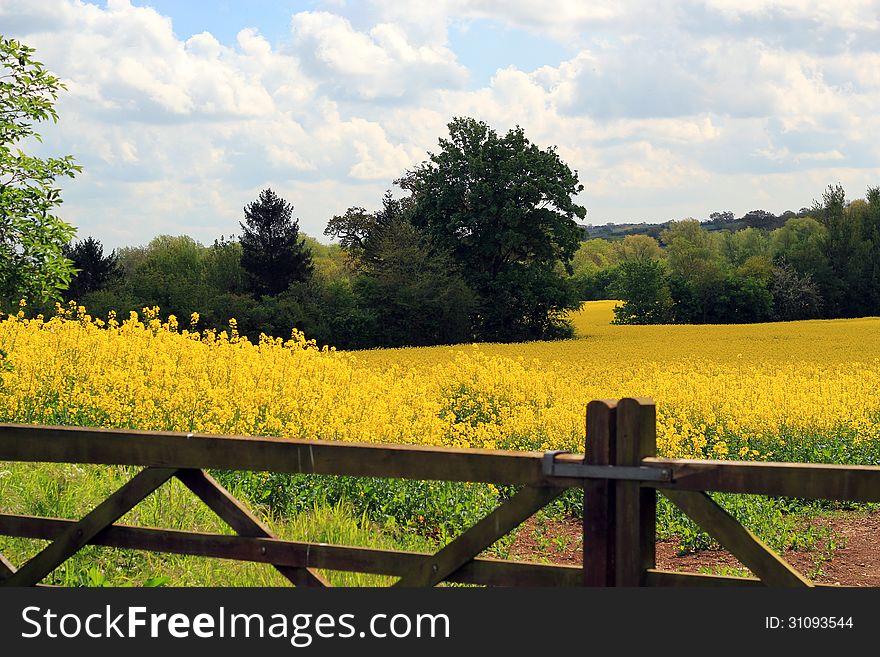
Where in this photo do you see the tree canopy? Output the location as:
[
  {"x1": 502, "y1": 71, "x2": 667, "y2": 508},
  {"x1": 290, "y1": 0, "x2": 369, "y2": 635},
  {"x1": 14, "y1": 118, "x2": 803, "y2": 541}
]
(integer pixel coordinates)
[
  {"x1": 0, "y1": 37, "x2": 79, "y2": 304},
  {"x1": 398, "y1": 117, "x2": 585, "y2": 341}
]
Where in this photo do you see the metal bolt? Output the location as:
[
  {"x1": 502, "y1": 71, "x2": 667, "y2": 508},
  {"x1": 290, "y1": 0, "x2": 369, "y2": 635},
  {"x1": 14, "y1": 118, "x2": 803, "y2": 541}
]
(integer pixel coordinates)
[
  {"x1": 431, "y1": 563, "x2": 438, "y2": 573},
  {"x1": 260, "y1": 546, "x2": 267, "y2": 555}
]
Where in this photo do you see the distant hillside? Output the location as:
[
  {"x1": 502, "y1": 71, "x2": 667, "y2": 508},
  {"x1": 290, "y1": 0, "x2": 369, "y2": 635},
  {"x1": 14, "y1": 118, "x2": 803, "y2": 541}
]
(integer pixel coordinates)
[{"x1": 578, "y1": 207, "x2": 813, "y2": 242}]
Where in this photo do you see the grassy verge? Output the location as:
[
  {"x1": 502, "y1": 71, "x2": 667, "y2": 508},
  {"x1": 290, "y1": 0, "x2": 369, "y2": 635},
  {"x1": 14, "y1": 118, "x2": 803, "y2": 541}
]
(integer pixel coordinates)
[{"x1": 0, "y1": 462, "x2": 444, "y2": 586}]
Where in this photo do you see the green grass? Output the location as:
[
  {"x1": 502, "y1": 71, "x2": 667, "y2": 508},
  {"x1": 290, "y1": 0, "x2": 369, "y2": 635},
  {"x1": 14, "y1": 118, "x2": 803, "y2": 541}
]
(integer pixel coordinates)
[{"x1": 0, "y1": 462, "x2": 442, "y2": 586}]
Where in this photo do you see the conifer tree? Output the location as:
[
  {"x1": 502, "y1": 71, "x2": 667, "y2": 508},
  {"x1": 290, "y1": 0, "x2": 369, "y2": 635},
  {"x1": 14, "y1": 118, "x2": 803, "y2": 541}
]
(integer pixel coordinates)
[{"x1": 239, "y1": 188, "x2": 313, "y2": 297}]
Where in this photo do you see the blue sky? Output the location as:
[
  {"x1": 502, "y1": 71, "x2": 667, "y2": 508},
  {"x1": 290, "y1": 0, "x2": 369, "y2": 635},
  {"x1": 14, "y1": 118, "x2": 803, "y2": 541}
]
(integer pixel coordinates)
[
  {"x1": 128, "y1": 1, "x2": 575, "y2": 88},
  {"x1": 2, "y1": 0, "x2": 879, "y2": 248},
  {"x1": 128, "y1": 1, "x2": 313, "y2": 47}
]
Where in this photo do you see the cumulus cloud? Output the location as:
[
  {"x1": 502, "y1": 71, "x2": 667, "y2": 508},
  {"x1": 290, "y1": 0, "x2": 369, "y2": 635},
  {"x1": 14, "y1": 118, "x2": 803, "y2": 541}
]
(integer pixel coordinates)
[
  {"x1": 289, "y1": 11, "x2": 467, "y2": 99},
  {"x1": 0, "y1": 0, "x2": 878, "y2": 246}
]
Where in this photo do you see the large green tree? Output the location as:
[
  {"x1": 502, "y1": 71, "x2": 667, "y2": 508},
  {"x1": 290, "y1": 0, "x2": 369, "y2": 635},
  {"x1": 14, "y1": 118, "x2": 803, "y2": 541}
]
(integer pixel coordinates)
[
  {"x1": 863, "y1": 187, "x2": 880, "y2": 311},
  {"x1": 354, "y1": 219, "x2": 476, "y2": 347},
  {"x1": 661, "y1": 219, "x2": 724, "y2": 322},
  {"x1": 0, "y1": 37, "x2": 79, "y2": 304},
  {"x1": 127, "y1": 235, "x2": 208, "y2": 320},
  {"x1": 611, "y1": 258, "x2": 673, "y2": 325},
  {"x1": 327, "y1": 192, "x2": 476, "y2": 347},
  {"x1": 239, "y1": 188, "x2": 313, "y2": 298},
  {"x1": 813, "y1": 184, "x2": 872, "y2": 317},
  {"x1": 397, "y1": 117, "x2": 585, "y2": 341}
]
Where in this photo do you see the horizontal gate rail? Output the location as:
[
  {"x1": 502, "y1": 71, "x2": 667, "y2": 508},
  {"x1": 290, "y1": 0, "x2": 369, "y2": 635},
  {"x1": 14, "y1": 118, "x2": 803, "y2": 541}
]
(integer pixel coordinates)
[
  {"x1": 644, "y1": 570, "x2": 837, "y2": 588},
  {"x1": 0, "y1": 423, "x2": 586, "y2": 487},
  {"x1": 0, "y1": 513, "x2": 582, "y2": 586},
  {"x1": 646, "y1": 457, "x2": 880, "y2": 501}
]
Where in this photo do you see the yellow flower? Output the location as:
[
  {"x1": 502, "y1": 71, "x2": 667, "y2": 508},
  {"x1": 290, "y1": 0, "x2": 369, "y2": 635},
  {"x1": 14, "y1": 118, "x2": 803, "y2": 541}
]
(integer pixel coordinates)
[{"x1": 0, "y1": 299, "x2": 874, "y2": 467}]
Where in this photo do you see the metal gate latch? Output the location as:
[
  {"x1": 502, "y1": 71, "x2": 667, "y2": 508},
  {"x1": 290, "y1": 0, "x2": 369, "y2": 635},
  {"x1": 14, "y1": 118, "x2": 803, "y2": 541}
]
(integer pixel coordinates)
[{"x1": 542, "y1": 450, "x2": 673, "y2": 482}]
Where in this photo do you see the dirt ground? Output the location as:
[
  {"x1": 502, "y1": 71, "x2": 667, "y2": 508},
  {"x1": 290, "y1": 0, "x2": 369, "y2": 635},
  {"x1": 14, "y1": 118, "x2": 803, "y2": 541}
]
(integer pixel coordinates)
[{"x1": 506, "y1": 510, "x2": 880, "y2": 586}]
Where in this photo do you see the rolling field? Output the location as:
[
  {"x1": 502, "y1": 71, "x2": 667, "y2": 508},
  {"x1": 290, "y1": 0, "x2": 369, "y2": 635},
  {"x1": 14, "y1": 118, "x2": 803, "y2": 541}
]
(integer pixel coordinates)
[
  {"x1": 1, "y1": 300, "x2": 879, "y2": 583},
  {"x1": 2, "y1": 300, "x2": 878, "y2": 462}
]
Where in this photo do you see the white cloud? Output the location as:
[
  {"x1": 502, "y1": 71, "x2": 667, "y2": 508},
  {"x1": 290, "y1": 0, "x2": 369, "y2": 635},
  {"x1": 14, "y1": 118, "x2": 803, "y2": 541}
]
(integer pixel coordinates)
[
  {"x1": 701, "y1": 0, "x2": 880, "y2": 31},
  {"x1": 289, "y1": 11, "x2": 467, "y2": 99},
  {"x1": 1, "y1": 0, "x2": 878, "y2": 246}
]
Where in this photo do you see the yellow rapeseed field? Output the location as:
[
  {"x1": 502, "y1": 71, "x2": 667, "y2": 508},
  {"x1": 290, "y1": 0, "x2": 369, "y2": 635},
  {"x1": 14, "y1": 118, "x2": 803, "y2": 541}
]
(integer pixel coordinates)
[{"x1": 1, "y1": 300, "x2": 878, "y2": 462}]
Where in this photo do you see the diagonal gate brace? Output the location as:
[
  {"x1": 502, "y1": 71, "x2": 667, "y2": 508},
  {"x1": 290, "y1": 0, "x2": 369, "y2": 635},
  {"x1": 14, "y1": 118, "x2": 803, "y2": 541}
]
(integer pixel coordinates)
[
  {"x1": 175, "y1": 469, "x2": 330, "y2": 587},
  {"x1": 0, "y1": 552, "x2": 16, "y2": 579},
  {"x1": 1, "y1": 467, "x2": 177, "y2": 587},
  {"x1": 394, "y1": 485, "x2": 564, "y2": 587},
  {"x1": 663, "y1": 489, "x2": 811, "y2": 587}
]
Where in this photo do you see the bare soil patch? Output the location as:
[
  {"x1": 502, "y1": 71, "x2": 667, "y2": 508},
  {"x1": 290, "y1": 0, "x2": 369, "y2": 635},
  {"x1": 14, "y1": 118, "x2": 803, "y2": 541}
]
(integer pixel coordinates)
[{"x1": 507, "y1": 510, "x2": 880, "y2": 586}]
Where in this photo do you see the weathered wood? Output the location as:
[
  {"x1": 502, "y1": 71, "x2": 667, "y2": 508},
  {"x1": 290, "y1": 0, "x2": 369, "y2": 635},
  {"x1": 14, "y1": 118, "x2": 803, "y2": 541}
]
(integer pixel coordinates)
[
  {"x1": 583, "y1": 399, "x2": 616, "y2": 586},
  {"x1": 454, "y1": 558, "x2": 581, "y2": 587},
  {"x1": 647, "y1": 458, "x2": 880, "y2": 501},
  {"x1": 0, "y1": 553, "x2": 54, "y2": 588},
  {"x1": 0, "y1": 423, "x2": 585, "y2": 487},
  {"x1": 175, "y1": 469, "x2": 328, "y2": 587},
  {"x1": 662, "y1": 489, "x2": 811, "y2": 587},
  {"x1": 0, "y1": 552, "x2": 15, "y2": 578},
  {"x1": 615, "y1": 398, "x2": 656, "y2": 586},
  {"x1": 646, "y1": 569, "x2": 763, "y2": 587},
  {"x1": 11, "y1": 424, "x2": 880, "y2": 498},
  {"x1": 645, "y1": 570, "x2": 839, "y2": 588},
  {"x1": 1, "y1": 467, "x2": 176, "y2": 587},
  {"x1": 0, "y1": 513, "x2": 582, "y2": 586},
  {"x1": 394, "y1": 486, "x2": 565, "y2": 587},
  {"x1": 4, "y1": 398, "x2": 878, "y2": 589}
]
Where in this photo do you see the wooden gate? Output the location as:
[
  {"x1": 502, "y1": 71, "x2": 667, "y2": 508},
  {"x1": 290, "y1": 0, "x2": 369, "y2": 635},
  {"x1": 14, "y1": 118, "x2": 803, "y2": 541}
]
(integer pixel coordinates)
[{"x1": 2, "y1": 397, "x2": 879, "y2": 587}]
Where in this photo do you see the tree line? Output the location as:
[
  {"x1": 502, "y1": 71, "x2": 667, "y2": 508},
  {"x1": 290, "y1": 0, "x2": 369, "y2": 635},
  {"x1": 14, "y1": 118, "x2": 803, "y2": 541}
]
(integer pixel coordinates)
[
  {"x1": 5, "y1": 37, "x2": 879, "y2": 347},
  {"x1": 572, "y1": 183, "x2": 880, "y2": 325},
  {"x1": 579, "y1": 206, "x2": 814, "y2": 242},
  {"x1": 46, "y1": 117, "x2": 587, "y2": 349},
  {"x1": 1, "y1": 37, "x2": 589, "y2": 347},
  {"x1": 2, "y1": 37, "x2": 584, "y2": 348}
]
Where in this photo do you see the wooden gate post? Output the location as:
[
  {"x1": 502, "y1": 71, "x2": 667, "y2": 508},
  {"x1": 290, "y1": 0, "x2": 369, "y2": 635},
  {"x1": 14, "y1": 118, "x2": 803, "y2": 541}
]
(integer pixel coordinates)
[
  {"x1": 614, "y1": 397, "x2": 657, "y2": 586},
  {"x1": 583, "y1": 399, "x2": 617, "y2": 586}
]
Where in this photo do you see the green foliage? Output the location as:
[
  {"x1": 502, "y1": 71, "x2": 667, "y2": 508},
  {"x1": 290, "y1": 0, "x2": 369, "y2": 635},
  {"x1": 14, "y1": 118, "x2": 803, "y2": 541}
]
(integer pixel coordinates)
[
  {"x1": 327, "y1": 191, "x2": 476, "y2": 347},
  {"x1": 239, "y1": 188, "x2": 313, "y2": 298},
  {"x1": 62, "y1": 236, "x2": 121, "y2": 302},
  {"x1": 353, "y1": 220, "x2": 476, "y2": 347},
  {"x1": 720, "y1": 227, "x2": 770, "y2": 267},
  {"x1": 611, "y1": 259, "x2": 673, "y2": 324},
  {"x1": 656, "y1": 492, "x2": 842, "y2": 559},
  {"x1": 716, "y1": 275, "x2": 773, "y2": 323},
  {"x1": 127, "y1": 235, "x2": 208, "y2": 320},
  {"x1": 214, "y1": 470, "x2": 501, "y2": 543},
  {"x1": 0, "y1": 37, "x2": 79, "y2": 305},
  {"x1": 572, "y1": 238, "x2": 617, "y2": 274},
  {"x1": 614, "y1": 234, "x2": 662, "y2": 263},
  {"x1": 571, "y1": 265, "x2": 619, "y2": 301},
  {"x1": 770, "y1": 263, "x2": 823, "y2": 321},
  {"x1": 662, "y1": 219, "x2": 725, "y2": 321},
  {"x1": 812, "y1": 184, "x2": 874, "y2": 317},
  {"x1": 204, "y1": 236, "x2": 246, "y2": 295},
  {"x1": 399, "y1": 117, "x2": 585, "y2": 341},
  {"x1": 589, "y1": 183, "x2": 880, "y2": 325},
  {"x1": 770, "y1": 217, "x2": 830, "y2": 280},
  {"x1": 0, "y1": 462, "x2": 441, "y2": 586}
]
